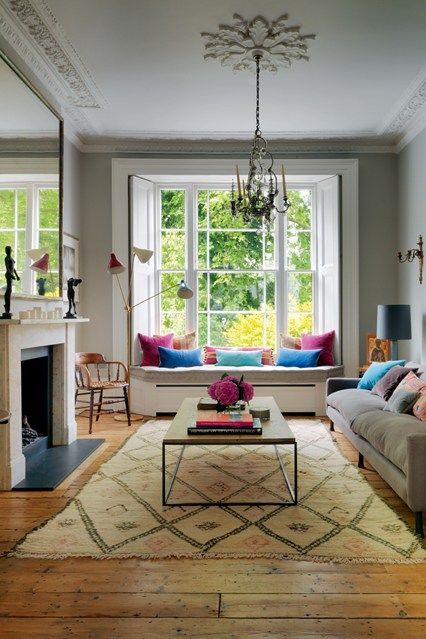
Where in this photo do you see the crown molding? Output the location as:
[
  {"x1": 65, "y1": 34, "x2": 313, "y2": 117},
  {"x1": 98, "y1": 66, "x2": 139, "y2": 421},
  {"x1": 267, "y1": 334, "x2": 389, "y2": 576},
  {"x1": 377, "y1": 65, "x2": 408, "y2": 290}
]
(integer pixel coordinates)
[
  {"x1": 381, "y1": 65, "x2": 426, "y2": 138},
  {"x1": 78, "y1": 136, "x2": 396, "y2": 155},
  {"x1": 0, "y1": 0, "x2": 100, "y2": 139},
  {"x1": 395, "y1": 101, "x2": 426, "y2": 153}
]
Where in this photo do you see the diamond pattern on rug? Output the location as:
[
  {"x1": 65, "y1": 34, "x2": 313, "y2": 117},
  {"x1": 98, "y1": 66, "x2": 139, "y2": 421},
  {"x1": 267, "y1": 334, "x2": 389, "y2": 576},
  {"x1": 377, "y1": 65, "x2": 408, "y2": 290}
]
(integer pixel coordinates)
[{"x1": 10, "y1": 418, "x2": 426, "y2": 562}]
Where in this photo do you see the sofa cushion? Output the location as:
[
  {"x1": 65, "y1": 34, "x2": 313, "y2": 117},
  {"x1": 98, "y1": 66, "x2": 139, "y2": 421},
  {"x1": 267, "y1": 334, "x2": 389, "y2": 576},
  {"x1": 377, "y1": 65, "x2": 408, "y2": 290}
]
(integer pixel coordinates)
[
  {"x1": 138, "y1": 332, "x2": 174, "y2": 366},
  {"x1": 158, "y1": 346, "x2": 203, "y2": 368},
  {"x1": 351, "y1": 409, "x2": 426, "y2": 474},
  {"x1": 326, "y1": 388, "x2": 386, "y2": 424},
  {"x1": 394, "y1": 371, "x2": 426, "y2": 422},
  {"x1": 384, "y1": 390, "x2": 419, "y2": 414}
]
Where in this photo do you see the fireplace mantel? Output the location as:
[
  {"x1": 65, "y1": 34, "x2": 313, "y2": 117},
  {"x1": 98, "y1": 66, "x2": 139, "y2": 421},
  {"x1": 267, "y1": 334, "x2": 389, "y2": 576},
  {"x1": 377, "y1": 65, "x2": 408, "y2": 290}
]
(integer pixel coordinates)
[{"x1": 0, "y1": 319, "x2": 89, "y2": 489}]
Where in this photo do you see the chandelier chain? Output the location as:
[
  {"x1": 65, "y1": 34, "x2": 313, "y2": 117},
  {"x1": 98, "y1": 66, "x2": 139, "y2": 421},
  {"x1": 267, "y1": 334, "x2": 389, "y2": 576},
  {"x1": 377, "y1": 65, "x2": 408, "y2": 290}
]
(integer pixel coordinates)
[{"x1": 255, "y1": 55, "x2": 261, "y2": 135}]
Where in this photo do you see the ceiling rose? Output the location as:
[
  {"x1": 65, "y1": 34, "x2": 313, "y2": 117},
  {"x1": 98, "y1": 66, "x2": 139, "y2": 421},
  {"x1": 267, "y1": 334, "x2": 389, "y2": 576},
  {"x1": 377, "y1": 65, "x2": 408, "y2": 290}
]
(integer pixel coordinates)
[{"x1": 201, "y1": 13, "x2": 316, "y2": 72}]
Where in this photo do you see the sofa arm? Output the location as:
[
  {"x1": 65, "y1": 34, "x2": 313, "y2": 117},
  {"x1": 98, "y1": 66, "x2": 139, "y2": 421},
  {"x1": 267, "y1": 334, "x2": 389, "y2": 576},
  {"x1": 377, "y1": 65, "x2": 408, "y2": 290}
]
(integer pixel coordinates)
[
  {"x1": 326, "y1": 377, "x2": 359, "y2": 396},
  {"x1": 406, "y1": 433, "x2": 426, "y2": 512}
]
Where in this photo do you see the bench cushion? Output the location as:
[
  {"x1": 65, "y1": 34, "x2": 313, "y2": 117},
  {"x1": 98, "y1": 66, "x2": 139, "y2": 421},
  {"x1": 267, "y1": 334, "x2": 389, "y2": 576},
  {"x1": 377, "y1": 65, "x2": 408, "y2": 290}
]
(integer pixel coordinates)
[{"x1": 132, "y1": 364, "x2": 344, "y2": 385}]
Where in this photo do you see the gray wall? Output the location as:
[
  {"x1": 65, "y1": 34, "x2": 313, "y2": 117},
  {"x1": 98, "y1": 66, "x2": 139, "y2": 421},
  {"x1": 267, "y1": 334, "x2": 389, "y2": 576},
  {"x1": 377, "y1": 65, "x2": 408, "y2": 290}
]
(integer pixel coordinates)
[
  {"x1": 75, "y1": 152, "x2": 399, "y2": 363},
  {"x1": 397, "y1": 128, "x2": 426, "y2": 363}
]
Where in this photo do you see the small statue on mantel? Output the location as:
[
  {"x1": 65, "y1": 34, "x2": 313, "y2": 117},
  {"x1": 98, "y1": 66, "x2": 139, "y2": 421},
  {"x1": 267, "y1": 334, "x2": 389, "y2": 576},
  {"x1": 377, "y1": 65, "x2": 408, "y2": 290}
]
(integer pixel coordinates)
[
  {"x1": 22, "y1": 416, "x2": 38, "y2": 447},
  {"x1": 1, "y1": 245, "x2": 20, "y2": 319},
  {"x1": 64, "y1": 277, "x2": 82, "y2": 319},
  {"x1": 36, "y1": 277, "x2": 47, "y2": 296}
]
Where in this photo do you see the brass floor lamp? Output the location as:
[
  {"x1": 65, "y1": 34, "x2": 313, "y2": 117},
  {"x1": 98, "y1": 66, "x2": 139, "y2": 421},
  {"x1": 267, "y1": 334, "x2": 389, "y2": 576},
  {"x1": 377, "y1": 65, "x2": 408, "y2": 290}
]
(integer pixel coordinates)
[{"x1": 108, "y1": 247, "x2": 193, "y2": 422}]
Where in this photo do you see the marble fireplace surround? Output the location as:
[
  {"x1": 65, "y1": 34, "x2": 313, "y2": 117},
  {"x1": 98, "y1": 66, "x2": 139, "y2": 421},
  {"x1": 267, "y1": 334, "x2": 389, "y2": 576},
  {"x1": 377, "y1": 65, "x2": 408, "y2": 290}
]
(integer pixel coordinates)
[{"x1": 0, "y1": 319, "x2": 88, "y2": 489}]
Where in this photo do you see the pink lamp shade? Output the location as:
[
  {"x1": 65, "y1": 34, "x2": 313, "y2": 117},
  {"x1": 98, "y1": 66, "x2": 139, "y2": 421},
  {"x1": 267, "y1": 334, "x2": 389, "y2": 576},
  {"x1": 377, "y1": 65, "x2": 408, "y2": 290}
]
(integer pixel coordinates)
[
  {"x1": 108, "y1": 252, "x2": 126, "y2": 274},
  {"x1": 29, "y1": 253, "x2": 49, "y2": 273}
]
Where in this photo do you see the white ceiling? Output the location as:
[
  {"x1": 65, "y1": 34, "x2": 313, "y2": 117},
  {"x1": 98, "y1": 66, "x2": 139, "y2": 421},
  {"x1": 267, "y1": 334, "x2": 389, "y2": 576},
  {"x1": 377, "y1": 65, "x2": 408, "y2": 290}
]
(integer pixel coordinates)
[{"x1": 1, "y1": 0, "x2": 426, "y2": 150}]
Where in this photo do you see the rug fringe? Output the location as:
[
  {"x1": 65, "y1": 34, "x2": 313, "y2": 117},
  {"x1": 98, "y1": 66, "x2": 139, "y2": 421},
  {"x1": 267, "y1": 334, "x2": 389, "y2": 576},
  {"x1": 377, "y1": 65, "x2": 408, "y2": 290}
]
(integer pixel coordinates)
[{"x1": 5, "y1": 549, "x2": 426, "y2": 564}]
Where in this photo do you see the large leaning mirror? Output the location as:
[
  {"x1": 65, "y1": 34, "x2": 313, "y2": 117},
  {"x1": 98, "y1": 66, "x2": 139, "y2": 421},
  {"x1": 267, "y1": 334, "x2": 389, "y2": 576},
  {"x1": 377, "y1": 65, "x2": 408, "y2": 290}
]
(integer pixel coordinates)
[{"x1": 0, "y1": 50, "x2": 62, "y2": 300}]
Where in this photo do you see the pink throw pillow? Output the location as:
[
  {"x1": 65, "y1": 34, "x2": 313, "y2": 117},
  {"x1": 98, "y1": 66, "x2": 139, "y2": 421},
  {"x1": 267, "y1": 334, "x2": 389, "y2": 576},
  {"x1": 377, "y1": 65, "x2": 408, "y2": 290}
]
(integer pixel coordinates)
[
  {"x1": 301, "y1": 330, "x2": 335, "y2": 366},
  {"x1": 394, "y1": 371, "x2": 426, "y2": 421},
  {"x1": 138, "y1": 333, "x2": 174, "y2": 366}
]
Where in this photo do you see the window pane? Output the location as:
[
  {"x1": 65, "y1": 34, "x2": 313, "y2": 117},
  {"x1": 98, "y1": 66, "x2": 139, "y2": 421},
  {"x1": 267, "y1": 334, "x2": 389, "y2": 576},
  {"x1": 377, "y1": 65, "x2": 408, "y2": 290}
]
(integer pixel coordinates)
[
  {"x1": 0, "y1": 231, "x2": 14, "y2": 252},
  {"x1": 266, "y1": 273, "x2": 276, "y2": 307},
  {"x1": 210, "y1": 314, "x2": 235, "y2": 345},
  {"x1": 161, "y1": 190, "x2": 185, "y2": 229},
  {"x1": 210, "y1": 273, "x2": 266, "y2": 312},
  {"x1": 17, "y1": 231, "x2": 26, "y2": 271},
  {"x1": 264, "y1": 231, "x2": 275, "y2": 268},
  {"x1": 160, "y1": 272, "x2": 185, "y2": 311},
  {"x1": 198, "y1": 272, "x2": 207, "y2": 311},
  {"x1": 287, "y1": 313, "x2": 313, "y2": 337},
  {"x1": 208, "y1": 190, "x2": 238, "y2": 229},
  {"x1": 287, "y1": 189, "x2": 311, "y2": 230},
  {"x1": 288, "y1": 272, "x2": 313, "y2": 313},
  {"x1": 209, "y1": 231, "x2": 263, "y2": 269},
  {"x1": 161, "y1": 231, "x2": 185, "y2": 269},
  {"x1": 161, "y1": 312, "x2": 186, "y2": 335},
  {"x1": 39, "y1": 188, "x2": 59, "y2": 229},
  {"x1": 197, "y1": 190, "x2": 207, "y2": 229},
  {"x1": 0, "y1": 190, "x2": 15, "y2": 228},
  {"x1": 39, "y1": 231, "x2": 59, "y2": 269},
  {"x1": 223, "y1": 312, "x2": 275, "y2": 348},
  {"x1": 197, "y1": 231, "x2": 207, "y2": 268},
  {"x1": 198, "y1": 313, "x2": 208, "y2": 346},
  {"x1": 17, "y1": 189, "x2": 27, "y2": 228},
  {"x1": 45, "y1": 273, "x2": 60, "y2": 298},
  {"x1": 287, "y1": 230, "x2": 311, "y2": 270}
]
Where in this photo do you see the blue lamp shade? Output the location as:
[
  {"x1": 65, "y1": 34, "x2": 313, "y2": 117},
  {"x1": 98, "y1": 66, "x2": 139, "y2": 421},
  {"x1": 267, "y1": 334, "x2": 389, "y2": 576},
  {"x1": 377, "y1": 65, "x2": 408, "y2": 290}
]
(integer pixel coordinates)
[{"x1": 376, "y1": 305, "x2": 411, "y2": 340}]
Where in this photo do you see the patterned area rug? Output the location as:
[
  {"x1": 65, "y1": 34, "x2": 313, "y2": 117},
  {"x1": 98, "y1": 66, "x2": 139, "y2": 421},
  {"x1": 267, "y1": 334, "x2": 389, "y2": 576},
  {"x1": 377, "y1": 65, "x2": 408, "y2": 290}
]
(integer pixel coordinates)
[{"x1": 10, "y1": 419, "x2": 426, "y2": 562}]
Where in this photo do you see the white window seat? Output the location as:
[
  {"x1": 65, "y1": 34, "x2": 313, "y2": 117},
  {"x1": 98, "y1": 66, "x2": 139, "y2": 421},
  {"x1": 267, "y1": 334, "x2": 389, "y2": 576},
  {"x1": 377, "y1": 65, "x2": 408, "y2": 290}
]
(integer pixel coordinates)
[{"x1": 130, "y1": 364, "x2": 344, "y2": 417}]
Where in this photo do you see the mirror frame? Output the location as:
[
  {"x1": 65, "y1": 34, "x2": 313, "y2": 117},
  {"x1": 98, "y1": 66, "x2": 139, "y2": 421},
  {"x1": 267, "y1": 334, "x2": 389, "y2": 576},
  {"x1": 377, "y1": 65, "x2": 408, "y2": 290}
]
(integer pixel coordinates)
[{"x1": 0, "y1": 48, "x2": 63, "y2": 299}]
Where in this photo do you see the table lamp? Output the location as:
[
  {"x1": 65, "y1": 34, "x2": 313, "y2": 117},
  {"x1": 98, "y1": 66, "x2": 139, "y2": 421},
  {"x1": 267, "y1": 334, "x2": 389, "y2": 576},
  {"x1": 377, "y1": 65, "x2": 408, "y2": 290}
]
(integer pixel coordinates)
[{"x1": 376, "y1": 304, "x2": 411, "y2": 360}]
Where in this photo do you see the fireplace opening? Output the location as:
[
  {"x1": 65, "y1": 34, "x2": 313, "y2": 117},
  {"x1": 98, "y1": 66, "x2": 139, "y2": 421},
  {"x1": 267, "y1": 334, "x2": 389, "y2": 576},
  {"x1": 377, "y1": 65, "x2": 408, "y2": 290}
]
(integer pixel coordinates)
[{"x1": 21, "y1": 346, "x2": 52, "y2": 450}]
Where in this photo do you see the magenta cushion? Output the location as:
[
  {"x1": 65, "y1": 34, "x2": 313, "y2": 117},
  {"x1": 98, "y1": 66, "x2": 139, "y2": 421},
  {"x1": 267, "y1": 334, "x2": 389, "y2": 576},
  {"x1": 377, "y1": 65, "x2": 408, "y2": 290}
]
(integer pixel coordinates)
[
  {"x1": 138, "y1": 333, "x2": 174, "y2": 366},
  {"x1": 301, "y1": 330, "x2": 335, "y2": 366}
]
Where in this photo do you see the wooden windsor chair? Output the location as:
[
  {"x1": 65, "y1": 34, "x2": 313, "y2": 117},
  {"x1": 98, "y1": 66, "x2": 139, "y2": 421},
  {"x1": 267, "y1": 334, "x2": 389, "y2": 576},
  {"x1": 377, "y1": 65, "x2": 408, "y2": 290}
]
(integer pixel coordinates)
[{"x1": 75, "y1": 352, "x2": 131, "y2": 432}]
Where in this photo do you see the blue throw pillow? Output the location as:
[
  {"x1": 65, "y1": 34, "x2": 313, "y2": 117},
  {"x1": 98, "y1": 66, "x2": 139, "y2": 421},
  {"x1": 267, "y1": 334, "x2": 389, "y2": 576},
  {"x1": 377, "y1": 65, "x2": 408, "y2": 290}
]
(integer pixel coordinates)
[
  {"x1": 158, "y1": 346, "x2": 203, "y2": 368},
  {"x1": 276, "y1": 347, "x2": 322, "y2": 368},
  {"x1": 216, "y1": 349, "x2": 263, "y2": 367},
  {"x1": 357, "y1": 360, "x2": 406, "y2": 390}
]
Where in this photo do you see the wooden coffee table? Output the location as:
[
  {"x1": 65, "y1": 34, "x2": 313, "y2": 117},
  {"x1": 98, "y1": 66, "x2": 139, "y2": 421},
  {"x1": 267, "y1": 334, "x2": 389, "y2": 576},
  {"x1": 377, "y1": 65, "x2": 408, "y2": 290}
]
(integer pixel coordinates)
[{"x1": 162, "y1": 396, "x2": 297, "y2": 507}]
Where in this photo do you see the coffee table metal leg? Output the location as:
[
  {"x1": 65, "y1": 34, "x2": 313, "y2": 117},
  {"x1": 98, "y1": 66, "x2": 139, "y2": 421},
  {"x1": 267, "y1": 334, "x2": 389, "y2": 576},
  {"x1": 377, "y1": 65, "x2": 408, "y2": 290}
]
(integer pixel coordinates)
[
  {"x1": 274, "y1": 443, "x2": 297, "y2": 505},
  {"x1": 163, "y1": 443, "x2": 185, "y2": 506}
]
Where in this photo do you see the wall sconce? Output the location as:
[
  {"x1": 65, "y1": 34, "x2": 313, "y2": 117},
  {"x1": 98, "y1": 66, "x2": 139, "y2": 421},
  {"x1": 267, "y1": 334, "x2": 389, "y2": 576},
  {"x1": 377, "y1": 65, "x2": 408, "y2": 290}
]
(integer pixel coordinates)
[{"x1": 397, "y1": 235, "x2": 423, "y2": 284}]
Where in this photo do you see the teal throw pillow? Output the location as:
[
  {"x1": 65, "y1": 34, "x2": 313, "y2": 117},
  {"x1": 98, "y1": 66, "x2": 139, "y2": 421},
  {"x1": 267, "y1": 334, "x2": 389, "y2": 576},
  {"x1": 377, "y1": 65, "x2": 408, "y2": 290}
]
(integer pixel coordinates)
[
  {"x1": 276, "y1": 347, "x2": 322, "y2": 368},
  {"x1": 384, "y1": 390, "x2": 419, "y2": 414},
  {"x1": 216, "y1": 349, "x2": 263, "y2": 367},
  {"x1": 357, "y1": 360, "x2": 406, "y2": 391}
]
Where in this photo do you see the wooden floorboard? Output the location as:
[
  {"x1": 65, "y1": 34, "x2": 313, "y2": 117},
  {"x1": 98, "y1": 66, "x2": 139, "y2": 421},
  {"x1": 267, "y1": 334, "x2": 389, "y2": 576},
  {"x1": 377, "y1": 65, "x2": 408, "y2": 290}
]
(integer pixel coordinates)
[{"x1": 0, "y1": 414, "x2": 424, "y2": 638}]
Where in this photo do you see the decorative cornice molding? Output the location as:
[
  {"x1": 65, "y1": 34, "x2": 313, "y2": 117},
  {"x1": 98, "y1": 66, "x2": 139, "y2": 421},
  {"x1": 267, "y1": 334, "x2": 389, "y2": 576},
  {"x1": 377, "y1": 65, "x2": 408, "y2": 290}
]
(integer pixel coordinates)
[
  {"x1": 7, "y1": 0, "x2": 106, "y2": 108},
  {"x1": 202, "y1": 13, "x2": 315, "y2": 72},
  {"x1": 79, "y1": 135, "x2": 395, "y2": 155},
  {"x1": 381, "y1": 69, "x2": 426, "y2": 136}
]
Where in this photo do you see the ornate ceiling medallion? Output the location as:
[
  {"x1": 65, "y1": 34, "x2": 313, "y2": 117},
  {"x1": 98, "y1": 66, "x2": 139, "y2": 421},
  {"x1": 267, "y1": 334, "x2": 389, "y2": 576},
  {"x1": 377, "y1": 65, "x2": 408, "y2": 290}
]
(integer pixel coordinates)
[{"x1": 201, "y1": 13, "x2": 315, "y2": 72}]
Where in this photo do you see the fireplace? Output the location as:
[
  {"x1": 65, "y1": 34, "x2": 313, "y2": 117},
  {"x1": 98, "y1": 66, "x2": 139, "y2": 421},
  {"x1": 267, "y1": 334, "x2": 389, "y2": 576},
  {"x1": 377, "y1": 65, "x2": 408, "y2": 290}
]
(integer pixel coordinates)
[
  {"x1": 21, "y1": 346, "x2": 52, "y2": 448},
  {"x1": 0, "y1": 318, "x2": 103, "y2": 491}
]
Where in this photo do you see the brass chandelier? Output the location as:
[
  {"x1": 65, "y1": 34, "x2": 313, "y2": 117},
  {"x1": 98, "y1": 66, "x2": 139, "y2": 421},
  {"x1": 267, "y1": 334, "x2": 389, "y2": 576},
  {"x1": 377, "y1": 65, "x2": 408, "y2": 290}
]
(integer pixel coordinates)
[
  {"x1": 202, "y1": 13, "x2": 316, "y2": 228},
  {"x1": 231, "y1": 52, "x2": 290, "y2": 227}
]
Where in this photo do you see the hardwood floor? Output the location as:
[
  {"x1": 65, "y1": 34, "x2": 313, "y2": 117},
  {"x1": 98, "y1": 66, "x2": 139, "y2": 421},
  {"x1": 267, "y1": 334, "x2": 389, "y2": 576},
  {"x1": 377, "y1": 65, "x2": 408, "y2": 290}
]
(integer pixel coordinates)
[{"x1": 0, "y1": 414, "x2": 425, "y2": 638}]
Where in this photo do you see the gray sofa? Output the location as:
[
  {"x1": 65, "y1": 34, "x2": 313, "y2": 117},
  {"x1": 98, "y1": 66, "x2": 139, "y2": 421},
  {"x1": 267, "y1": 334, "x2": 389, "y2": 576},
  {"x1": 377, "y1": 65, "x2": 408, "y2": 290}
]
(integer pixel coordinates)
[{"x1": 326, "y1": 368, "x2": 426, "y2": 538}]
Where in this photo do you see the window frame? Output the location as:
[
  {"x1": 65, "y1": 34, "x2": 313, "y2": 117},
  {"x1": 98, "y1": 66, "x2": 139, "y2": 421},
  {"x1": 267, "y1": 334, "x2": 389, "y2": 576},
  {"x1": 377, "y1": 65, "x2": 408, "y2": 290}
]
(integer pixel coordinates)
[
  {"x1": 0, "y1": 179, "x2": 59, "y2": 295},
  {"x1": 155, "y1": 181, "x2": 319, "y2": 348}
]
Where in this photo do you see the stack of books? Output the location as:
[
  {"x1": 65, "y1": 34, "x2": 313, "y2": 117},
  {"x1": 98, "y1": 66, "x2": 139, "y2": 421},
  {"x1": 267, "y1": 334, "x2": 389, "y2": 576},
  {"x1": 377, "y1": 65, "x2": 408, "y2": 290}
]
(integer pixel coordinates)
[{"x1": 187, "y1": 408, "x2": 262, "y2": 435}]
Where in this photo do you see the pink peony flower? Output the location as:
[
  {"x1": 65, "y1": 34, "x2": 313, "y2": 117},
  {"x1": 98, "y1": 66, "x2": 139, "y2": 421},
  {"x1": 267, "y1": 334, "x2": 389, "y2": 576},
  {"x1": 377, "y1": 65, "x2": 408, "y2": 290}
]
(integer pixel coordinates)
[
  {"x1": 215, "y1": 380, "x2": 239, "y2": 406},
  {"x1": 240, "y1": 380, "x2": 254, "y2": 402},
  {"x1": 207, "y1": 380, "x2": 221, "y2": 400}
]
